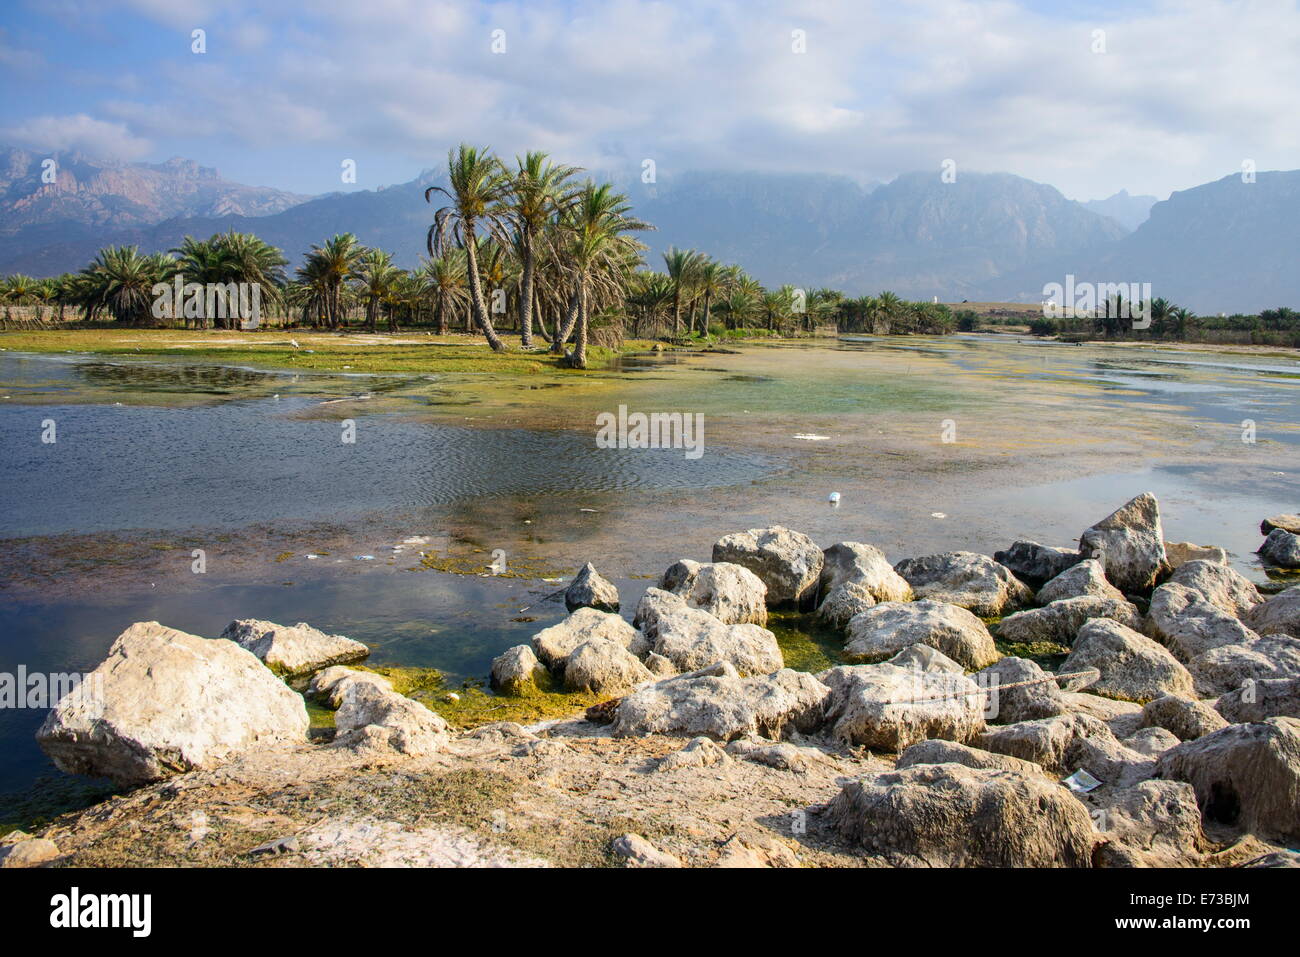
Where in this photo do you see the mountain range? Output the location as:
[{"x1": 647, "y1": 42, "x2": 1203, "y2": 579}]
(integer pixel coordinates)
[{"x1": 0, "y1": 146, "x2": 1295, "y2": 314}]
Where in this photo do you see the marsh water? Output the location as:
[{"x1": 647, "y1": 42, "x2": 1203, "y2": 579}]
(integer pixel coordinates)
[{"x1": 2, "y1": 334, "x2": 1299, "y2": 812}]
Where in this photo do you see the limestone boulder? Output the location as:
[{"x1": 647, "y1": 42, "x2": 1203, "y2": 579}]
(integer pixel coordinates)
[
  {"x1": 712, "y1": 525, "x2": 823, "y2": 606},
  {"x1": 976, "y1": 656, "x2": 1068, "y2": 723},
  {"x1": 652, "y1": 606, "x2": 783, "y2": 676},
  {"x1": 820, "y1": 663, "x2": 987, "y2": 751},
  {"x1": 843, "y1": 599, "x2": 999, "y2": 670},
  {"x1": 996, "y1": 596, "x2": 1142, "y2": 647},
  {"x1": 564, "y1": 563, "x2": 620, "y2": 613},
  {"x1": 37, "y1": 622, "x2": 308, "y2": 786},
  {"x1": 1246, "y1": 585, "x2": 1300, "y2": 639},
  {"x1": 976, "y1": 712, "x2": 1122, "y2": 773},
  {"x1": 1036, "y1": 559, "x2": 1124, "y2": 604},
  {"x1": 1078, "y1": 493, "x2": 1168, "y2": 593},
  {"x1": 562, "y1": 638, "x2": 653, "y2": 695},
  {"x1": 308, "y1": 666, "x2": 392, "y2": 708},
  {"x1": 828, "y1": 763, "x2": 1095, "y2": 867},
  {"x1": 1261, "y1": 514, "x2": 1300, "y2": 536},
  {"x1": 1140, "y1": 695, "x2": 1229, "y2": 742},
  {"x1": 1187, "y1": 636, "x2": 1300, "y2": 696},
  {"x1": 610, "y1": 665, "x2": 829, "y2": 741},
  {"x1": 815, "y1": 580, "x2": 878, "y2": 631},
  {"x1": 993, "y1": 541, "x2": 1082, "y2": 589},
  {"x1": 1060, "y1": 618, "x2": 1195, "y2": 703},
  {"x1": 893, "y1": 551, "x2": 1033, "y2": 616},
  {"x1": 896, "y1": 739, "x2": 1049, "y2": 777},
  {"x1": 1147, "y1": 583, "x2": 1261, "y2": 662},
  {"x1": 660, "y1": 559, "x2": 768, "y2": 626},
  {"x1": 1123, "y1": 726, "x2": 1181, "y2": 757},
  {"x1": 1164, "y1": 541, "x2": 1228, "y2": 569},
  {"x1": 1259, "y1": 528, "x2": 1300, "y2": 568},
  {"x1": 1154, "y1": 717, "x2": 1300, "y2": 844},
  {"x1": 220, "y1": 619, "x2": 369, "y2": 677},
  {"x1": 631, "y1": 587, "x2": 688, "y2": 642},
  {"x1": 818, "y1": 541, "x2": 913, "y2": 604},
  {"x1": 1215, "y1": 677, "x2": 1300, "y2": 723},
  {"x1": 1167, "y1": 560, "x2": 1261, "y2": 617},
  {"x1": 1088, "y1": 779, "x2": 1208, "y2": 867},
  {"x1": 333, "y1": 680, "x2": 449, "y2": 756},
  {"x1": 531, "y1": 608, "x2": 649, "y2": 670},
  {"x1": 490, "y1": 644, "x2": 549, "y2": 696}
]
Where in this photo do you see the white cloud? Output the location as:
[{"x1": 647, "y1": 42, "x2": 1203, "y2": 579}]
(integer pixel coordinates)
[
  {"x1": 1, "y1": 113, "x2": 153, "y2": 161},
  {"x1": 16, "y1": 0, "x2": 1300, "y2": 198}
]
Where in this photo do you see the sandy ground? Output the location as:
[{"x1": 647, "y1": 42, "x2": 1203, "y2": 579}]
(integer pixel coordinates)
[{"x1": 29, "y1": 717, "x2": 1286, "y2": 868}]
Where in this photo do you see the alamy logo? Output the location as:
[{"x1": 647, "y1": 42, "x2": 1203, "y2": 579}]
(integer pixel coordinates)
[
  {"x1": 151, "y1": 275, "x2": 263, "y2": 328},
  {"x1": 50, "y1": 887, "x2": 152, "y2": 937},
  {"x1": 0, "y1": 667, "x2": 102, "y2": 710},
  {"x1": 1041, "y1": 274, "x2": 1152, "y2": 329},
  {"x1": 595, "y1": 405, "x2": 704, "y2": 460}
]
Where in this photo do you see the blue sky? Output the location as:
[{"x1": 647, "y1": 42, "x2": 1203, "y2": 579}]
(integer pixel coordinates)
[{"x1": 2, "y1": 0, "x2": 1297, "y2": 201}]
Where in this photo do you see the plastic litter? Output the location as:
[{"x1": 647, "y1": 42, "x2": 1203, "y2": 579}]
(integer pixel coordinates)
[{"x1": 1062, "y1": 769, "x2": 1102, "y2": 793}]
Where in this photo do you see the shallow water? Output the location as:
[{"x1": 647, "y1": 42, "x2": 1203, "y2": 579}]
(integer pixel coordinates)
[{"x1": 1, "y1": 334, "x2": 1298, "y2": 809}]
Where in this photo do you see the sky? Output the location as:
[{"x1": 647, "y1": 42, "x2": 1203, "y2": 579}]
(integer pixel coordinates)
[{"x1": 1, "y1": 0, "x2": 1298, "y2": 202}]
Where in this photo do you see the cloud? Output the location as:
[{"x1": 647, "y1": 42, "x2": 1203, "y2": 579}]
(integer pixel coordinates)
[
  {"x1": 11, "y1": 0, "x2": 1300, "y2": 198},
  {"x1": 1, "y1": 113, "x2": 153, "y2": 160}
]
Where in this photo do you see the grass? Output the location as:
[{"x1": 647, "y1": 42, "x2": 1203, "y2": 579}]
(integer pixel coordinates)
[
  {"x1": 0, "y1": 327, "x2": 663, "y2": 377},
  {"x1": 318, "y1": 663, "x2": 606, "y2": 730},
  {"x1": 767, "y1": 608, "x2": 843, "y2": 672}
]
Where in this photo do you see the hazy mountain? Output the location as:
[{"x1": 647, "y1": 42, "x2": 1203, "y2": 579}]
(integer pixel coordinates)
[
  {"x1": 4, "y1": 152, "x2": 1295, "y2": 312},
  {"x1": 1, "y1": 166, "x2": 1125, "y2": 301},
  {"x1": 623, "y1": 170, "x2": 1125, "y2": 300},
  {"x1": 985, "y1": 171, "x2": 1300, "y2": 314},
  {"x1": 1080, "y1": 189, "x2": 1159, "y2": 231},
  {"x1": 0, "y1": 147, "x2": 309, "y2": 232}
]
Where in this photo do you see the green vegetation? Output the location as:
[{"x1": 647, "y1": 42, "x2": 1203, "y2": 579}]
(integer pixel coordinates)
[
  {"x1": 766, "y1": 609, "x2": 843, "y2": 672},
  {"x1": 1, "y1": 143, "x2": 993, "y2": 362},
  {"x1": 981, "y1": 296, "x2": 1300, "y2": 348}
]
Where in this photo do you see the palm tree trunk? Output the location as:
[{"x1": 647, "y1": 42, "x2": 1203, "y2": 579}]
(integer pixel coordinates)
[
  {"x1": 435, "y1": 293, "x2": 447, "y2": 335},
  {"x1": 519, "y1": 239, "x2": 535, "y2": 349},
  {"x1": 551, "y1": 288, "x2": 579, "y2": 354},
  {"x1": 463, "y1": 225, "x2": 506, "y2": 352},
  {"x1": 573, "y1": 279, "x2": 589, "y2": 369},
  {"x1": 534, "y1": 288, "x2": 551, "y2": 343}
]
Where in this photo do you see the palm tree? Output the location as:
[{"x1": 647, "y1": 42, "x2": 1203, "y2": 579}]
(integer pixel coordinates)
[
  {"x1": 662, "y1": 247, "x2": 704, "y2": 337},
  {"x1": 719, "y1": 276, "x2": 760, "y2": 331},
  {"x1": 558, "y1": 181, "x2": 650, "y2": 368},
  {"x1": 352, "y1": 248, "x2": 402, "y2": 332},
  {"x1": 171, "y1": 231, "x2": 287, "y2": 327},
  {"x1": 300, "y1": 233, "x2": 362, "y2": 330},
  {"x1": 693, "y1": 259, "x2": 734, "y2": 339},
  {"x1": 78, "y1": 246, "x2": 176, "y2": 325},
  {"x1": 627, "y1": 271, "x2": 673, "y2": 336},
  {"x1": 1, "y1": 274, "x2": 38, "y2": 305},
  {"x1": 421, "y1": 253, "x2": 468, "y2": 336},
  {"x1": 426, "y1": 144, "x2": 513, "y2": 352},
  {"x1": 506, "y1": 151, "x2": 580, "y2": 349}
]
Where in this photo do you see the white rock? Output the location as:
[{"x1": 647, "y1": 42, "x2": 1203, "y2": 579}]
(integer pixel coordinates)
[
  {"x1": 1060, "y1": 618, "x2": 1195, "y2": 703},
  {"x1": 531, "y1": 608, "x2": 649, "y2": 670},
  {"x1": 1036, "y1": 559, "x2": 1124, "y2": 604},
  {"x1": 37, "y1": 622, "x2": 308, "y2": 786},
  {"x1": 220, "y1": 619, "x2": 369, "y2": 676},
  {"x1": 563, "y1": 637, "x2": 653, "y2": 695},
  {"x1": 652, "y1": 606, "x2": 783, "y2": 676},
  {"x1": 660, "y1": 559, "x2": 768, "y2": 625},
  {"x1": 844, "y1": 599, "x2": 998, "y2": 670},
  {"x1": 712, "y1": 525, "x2": 824, "y2": 606},
  {"x1": 893, "y1": 551, "x2": 1034, "y2": 616},
  {"x1": 1078, "y1": 492, "x2": 1168, "y2": 593}
]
